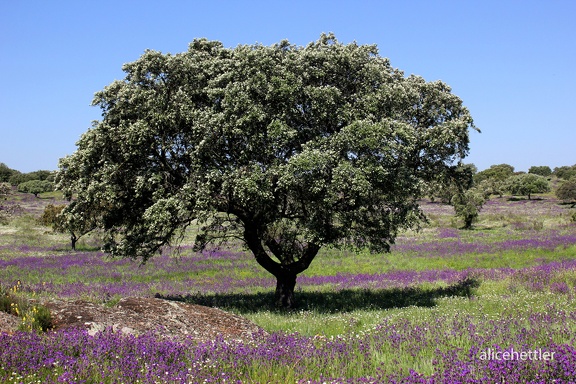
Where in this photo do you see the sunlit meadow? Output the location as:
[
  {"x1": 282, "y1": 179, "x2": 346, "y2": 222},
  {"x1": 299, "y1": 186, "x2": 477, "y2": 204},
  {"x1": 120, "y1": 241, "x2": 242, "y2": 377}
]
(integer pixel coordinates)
[{"x1": 1, "y1": 189, "x2": 576, "y2": 383}]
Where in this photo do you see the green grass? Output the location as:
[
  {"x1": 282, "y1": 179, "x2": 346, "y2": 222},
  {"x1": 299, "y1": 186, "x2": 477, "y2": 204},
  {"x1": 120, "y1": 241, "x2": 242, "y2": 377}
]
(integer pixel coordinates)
[
  {"x1": 235, "y1": 264, "x2": 576, "y2": 339},
  {"x1": 305, "y1": 244, "x2": 576, "y2": 277}
]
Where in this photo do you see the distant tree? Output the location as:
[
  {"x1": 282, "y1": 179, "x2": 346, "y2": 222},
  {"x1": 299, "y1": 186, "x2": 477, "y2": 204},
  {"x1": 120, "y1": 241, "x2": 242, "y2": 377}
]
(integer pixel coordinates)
[
  {"x1": 28, "y1": 170, "x2": 55, "y2": 182},
  {"x1": 556, "y1": 179, "x2": 576, "y2": 207},
  {"x1": 553, "y1": 165, "x2": 576, "y2": 180},
  {"x1": 17, "y1": 180, "x2": 53, "y2": 198},
  {"x1": 474, "y1": 164, "x2": 515, "y2": 184},
  {"x1": 528, "y1": 166, "x2": 552, "y2": 177},
  {"x1": 57, "y1": 35, "x2": 478, "y2": 308},
  {"x1": 427, "y1": 163, "x2": 476, "y2": 203},
  {"x1": 8, "y1": 172, "x2": 28, "y2": 186},
  {"x1": 8, "y1": 170, "x2": 54, "y2": 185},
  {"x1": 39, "y1": 203, "x2": 96, "y2": 250},
  {"x1": 451, "y1": 188, "x2": 486, "y2": 229},
  {"x1": 0, "y1": 163, "x2": 16, "y2": 182},
  {"x1": 505, "y1": 173, "x2": 550, "y2": 200},
  {"x1": 474, "y1": 164, "x2": 515, "y2": 197},
  {"x1": 477, "y1": 178, "x2": 504, "y2": 198}
]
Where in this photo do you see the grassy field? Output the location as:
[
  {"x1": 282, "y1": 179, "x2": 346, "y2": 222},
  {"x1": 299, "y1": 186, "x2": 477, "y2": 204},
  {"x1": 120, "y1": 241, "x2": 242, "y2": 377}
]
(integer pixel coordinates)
[{"x1": 1, "y1": 189, "x2": 576, "y2": 383}]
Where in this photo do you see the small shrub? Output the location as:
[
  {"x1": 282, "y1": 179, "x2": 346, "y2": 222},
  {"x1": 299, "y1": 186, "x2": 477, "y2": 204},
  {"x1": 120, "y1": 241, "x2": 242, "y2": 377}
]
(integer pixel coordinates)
[
  {"x1": 0, "y1": 292, "x2": 12, "y2": 313},
  {"x1": 0, "y1": 281, "x2": 52, "y2": 332},
  {"x1": 0, "y1": 282, "x2": 24, "y2": 316},
  {"x1": 0, "y1": 181, "x2": 11, "y2": 198},
  {"x1": 451, "y1": 188, "x2": 486, "y2": 229},
  {"x1": 18, "y1": 304, "x2": 53, "y2": 332},
  {"x1": 556, "y1": 179, "x2": 576, "y2": 207},
  {"x1": 38, "y1": 204, "x2": 66, "y2": 227}
]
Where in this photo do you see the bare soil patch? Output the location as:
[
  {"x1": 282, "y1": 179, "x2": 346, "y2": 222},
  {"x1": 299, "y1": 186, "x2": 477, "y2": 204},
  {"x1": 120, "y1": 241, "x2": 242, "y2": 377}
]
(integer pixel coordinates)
[{"x1": 0, "y1": 311, "x2": 20, "y2": 333}]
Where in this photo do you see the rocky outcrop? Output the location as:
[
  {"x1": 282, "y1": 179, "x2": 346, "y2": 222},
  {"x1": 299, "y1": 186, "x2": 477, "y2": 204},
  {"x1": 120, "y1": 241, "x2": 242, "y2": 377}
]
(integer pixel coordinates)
[{"x1": 2, "y1": 297, "x2": 265, "y2": 343}]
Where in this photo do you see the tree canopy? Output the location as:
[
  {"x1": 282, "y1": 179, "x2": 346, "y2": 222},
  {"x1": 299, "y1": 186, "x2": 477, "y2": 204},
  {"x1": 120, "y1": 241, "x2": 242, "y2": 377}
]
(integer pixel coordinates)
[
  {"x1": 474, "y1": 164, "x2": 515, "y2": 184},
  {"x1": 17, "y1": 179, "x2": 53, "y2": 198},
  {"x1": 57, "y1": 34, "x2": 477, "y2": 307},
  {"x1": 505, "y1": 173, "x2": 550, "y2": 200},
  {"x1": 474, "y1": 164, "x2": 516, "y2": 198},
  {"x1": 0, "y1": 163, "x2": 16, "y2": 183},
  {"x1": 528, "y1": 165, "x2": 552, "y2": 177},
  {"x1": 553, "y1": 165, "x2": 576, "y2": 180},
  {"x1": 556, "y1": 179, "x2": 576, "y2": 207},
  {"x1": 426, "y1": 163, "x2": 476, "y2": 204}
]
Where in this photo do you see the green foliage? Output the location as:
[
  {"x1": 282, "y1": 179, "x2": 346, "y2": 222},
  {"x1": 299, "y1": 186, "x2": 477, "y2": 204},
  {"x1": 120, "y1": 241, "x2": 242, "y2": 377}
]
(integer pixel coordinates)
[
  {"x1": 505, "y1": 173, "x2": 550, "y2": 200},
  {"x1": 556, "y1": 179, "x2": 576, "y2": 207},
  {"x1": 553, "y1": 165, "x2": 576, "y2": 180},
  {"x1": 477, "y1": 178, "x2": 504, "y2": 198},
  {"x1": 528, "y1": 165, "x2": 552, "y2": 177},
  {"x1": 27, "y1": 170, "x2": 55, "y2": 182},
  {"x1": 39, "y1": 203, "x2": 97, "y2": 250},
  {"x1": 8, "y1": 171, "x2": 28, "y2": 186},
  {"x1": 451, "y1": 188, "x2": 486, "y2": 229},
  {"x1": 0, "y1": 182, "x2": 11, "y2": 199},
  {"x1": 474, "y1": 164, "x2": 516, "y2": 198},
  {"x1": 0, "y1": 281, "x2": 52, "y2": 332},
  {"x1": 474, "y1": 164, "x2": 514, "y2": 184},
  {"x1": 57, "y1": 34, "x2": 477, "y2": 307},
  {"x1": 426, "y1": 163, "x2": 476, "y2": 203},
  {"x1": 17, "y1": 179, "x2": 53, "y2": 197},
  {"x1": 0, "y1": 163, "x2": 17, "y2": 182},
  {"x1": 7, "y1": 169, "x2": 55, "y2": 186},
  {"x1": 20, "y1": 304, "x2": 52, "y2": 332}
]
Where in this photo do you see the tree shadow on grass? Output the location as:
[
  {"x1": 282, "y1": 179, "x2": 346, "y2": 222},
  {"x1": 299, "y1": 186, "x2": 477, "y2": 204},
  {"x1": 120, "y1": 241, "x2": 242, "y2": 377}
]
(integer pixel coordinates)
[
  {"x1": 507, "y1": 196, "x2": 544, "y2": 202},
  {"x1": 157, "y1": 277, "x2": 480, "y2": 314}
]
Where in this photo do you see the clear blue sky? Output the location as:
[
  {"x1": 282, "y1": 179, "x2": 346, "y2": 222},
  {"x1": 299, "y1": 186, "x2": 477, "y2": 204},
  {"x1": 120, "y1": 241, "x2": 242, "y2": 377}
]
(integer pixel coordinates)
[{"x1": 1, "y1": 0, "x2": 574, "y2": 173}]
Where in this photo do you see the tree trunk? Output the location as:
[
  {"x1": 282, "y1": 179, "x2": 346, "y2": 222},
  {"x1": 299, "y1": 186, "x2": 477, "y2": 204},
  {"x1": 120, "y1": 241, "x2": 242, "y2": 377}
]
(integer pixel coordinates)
[
  {"x1": 70, "y1": 233, "x2": 77, "y2": 251},
  {"x1": 275, "y1": 272, "x2": 297, "y2": 309},
  {"x1": 241, "y1": 223, "x2": 319, "y2": 309}
]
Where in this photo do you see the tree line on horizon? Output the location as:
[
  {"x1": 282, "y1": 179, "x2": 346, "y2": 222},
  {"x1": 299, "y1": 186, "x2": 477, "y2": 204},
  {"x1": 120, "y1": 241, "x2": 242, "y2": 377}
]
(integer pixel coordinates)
[
  {"x1": 2, "y1": 156, "x2": 576, "y2": 230},
  {"x1": 3, "y1": 160, "x2": 575, "y2": 229},
  {"x1": 2, "y1": 154, "x2": 576, "y2": 232}
]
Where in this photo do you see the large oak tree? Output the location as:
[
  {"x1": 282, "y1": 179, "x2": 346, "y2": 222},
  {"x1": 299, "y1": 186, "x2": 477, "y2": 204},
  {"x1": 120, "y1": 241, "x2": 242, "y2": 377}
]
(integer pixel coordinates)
[{"x1": 57, "y1": 34, "x2": 477, "y2": 307}]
